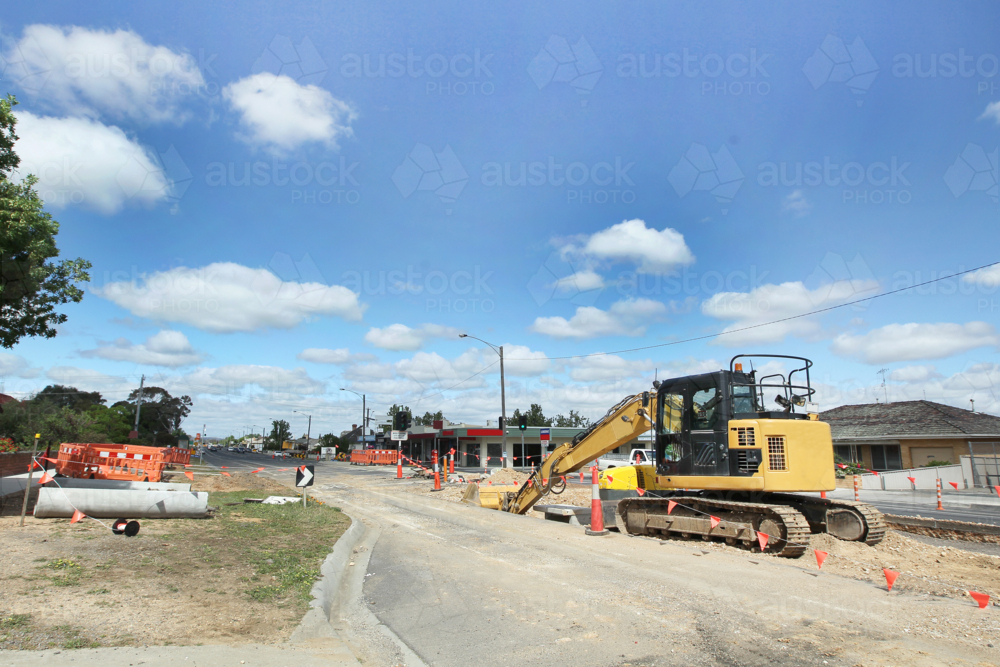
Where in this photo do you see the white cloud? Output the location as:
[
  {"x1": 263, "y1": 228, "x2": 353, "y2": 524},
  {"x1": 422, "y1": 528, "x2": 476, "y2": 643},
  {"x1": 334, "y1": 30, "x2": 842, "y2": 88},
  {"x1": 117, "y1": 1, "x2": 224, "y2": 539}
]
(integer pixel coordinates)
[
  {"x1": 297, "y1": 348, "x2": 375, "y2": 365},
  {"x1": 783, "y1": 189, "x2": 811, "y2": 216},
  {"x1": 46, "y1": 366, "x2": 130, "y2": 393},
  {"x1": 573, "y1": 219, "x2": 695, "y2": 273},
  {"x1": 81, "y1": 330, "x2": 202, "y2": 368},
  {"x1": 223, "y1": 74, "x2": 356, "y2": 154},
  {"x1": 530, "y1": 298, "x2": 667, "y2": 339},
  {"x1": 889, "y1": 365, "x2": 942, "y2": 383},
  {"x1": 13, "y1": 111, "x2": 172, "y2": 214},
  {"x1": 962, "y1": 264, "x2": 1000, "y2": 289},
  {"x1": 364, "y1": 323, "x2": 461, "y2": 351},
  {"x1": 94, "y1": 262, "x2": 365, "y2": 333},
  {"x1": 702, "y1": 279, "x2": 880, "y2": 346},
  {"x1": 831, "y1": 322, "x2": 1000, "y2": 364},
  {"x1": 567, "y1": 354, "x2": 654, "y2": 382},
  {"x1": 552, "y1": 269, "x2": 605, "y2": 293},
  {"x1": 499, "y1": 345, "x2": 551, "y2": 377},
  {"x1": 980, "y1": 101, "x2": 1000, "y2": 124},
  {"x1": 4, "y1": 25, "x2": 206, "y2": 123},
  {"x1": 177, "y1": 365, "x2": 325, "y2": 396},
  {"x1": 0, "y1": 353, "x2": 41, "y2": 379}
]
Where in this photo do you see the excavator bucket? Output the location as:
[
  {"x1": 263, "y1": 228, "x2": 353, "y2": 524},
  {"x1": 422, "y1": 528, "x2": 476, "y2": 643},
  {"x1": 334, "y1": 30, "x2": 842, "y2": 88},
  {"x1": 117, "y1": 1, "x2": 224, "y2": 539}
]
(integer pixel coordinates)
[
  {"x1": 477, "y1": 485, "x2": 520, "y2": 510},
  {"x1": 461, "y1": 482, "x2": 480, "y2": 505}
]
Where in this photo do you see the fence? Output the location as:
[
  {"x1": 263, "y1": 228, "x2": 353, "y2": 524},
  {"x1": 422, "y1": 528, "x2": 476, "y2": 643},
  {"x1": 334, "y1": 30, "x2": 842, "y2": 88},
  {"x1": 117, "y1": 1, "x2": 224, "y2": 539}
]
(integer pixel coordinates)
[
  {"x1": 350, "y1": 449, "x2": 397, "y2": 465},
  {"x1": 963, "y1": 454, "x2": 1000, "y2": 488},
  {"x1": 55, "y1": 443, "x2": 184, "y2": 483},
  {"x1": 857, "y1": 463, "x2": 966, "y2": 490}
]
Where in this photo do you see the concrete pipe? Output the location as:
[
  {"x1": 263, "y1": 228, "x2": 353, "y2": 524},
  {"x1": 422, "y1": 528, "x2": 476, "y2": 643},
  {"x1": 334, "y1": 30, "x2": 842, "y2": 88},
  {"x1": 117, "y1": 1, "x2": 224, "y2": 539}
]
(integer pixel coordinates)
[{"x1": 34, "y1": 488, "x2": 209, "y2": 519}]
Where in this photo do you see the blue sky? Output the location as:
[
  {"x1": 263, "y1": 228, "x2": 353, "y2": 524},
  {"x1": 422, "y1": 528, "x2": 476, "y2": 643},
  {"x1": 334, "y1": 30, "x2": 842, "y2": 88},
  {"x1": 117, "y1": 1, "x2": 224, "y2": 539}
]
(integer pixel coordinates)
[{"x1": 2, "y1": 1, "x2": 999, "y2": 439}]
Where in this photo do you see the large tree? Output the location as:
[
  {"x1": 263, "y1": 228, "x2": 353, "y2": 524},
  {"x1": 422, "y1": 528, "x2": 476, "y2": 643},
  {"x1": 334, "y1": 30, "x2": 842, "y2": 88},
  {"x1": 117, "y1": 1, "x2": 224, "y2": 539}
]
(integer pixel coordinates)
[
  {"x1": 113, "y1": 386, "x2": 192, "y2": 446},
  {"x1": 413, "y1": 410, "x2": 444, "y2": 426},
  {"x1": 266, "y1": 419, "x2": 292, "y2": 450},
  {"x1": 0, "y1": 94, "x2": 91, "y2": 348},
  {"x1": 32, "y1": 384, "x2": 105, "y2": 412},
  {"x1": 552, "y1": 409, "x2": 591, "y2": 428},
  {"x1": 512, "y1": 403, "x2": 551, "y2": 427}
]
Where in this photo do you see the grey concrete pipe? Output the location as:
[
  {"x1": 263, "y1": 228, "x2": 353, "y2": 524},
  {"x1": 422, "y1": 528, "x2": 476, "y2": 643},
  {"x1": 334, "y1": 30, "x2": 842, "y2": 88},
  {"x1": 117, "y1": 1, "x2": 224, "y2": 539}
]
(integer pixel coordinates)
[{"x1": 34, "y1": 487, "x2": 209, "y2": 518}]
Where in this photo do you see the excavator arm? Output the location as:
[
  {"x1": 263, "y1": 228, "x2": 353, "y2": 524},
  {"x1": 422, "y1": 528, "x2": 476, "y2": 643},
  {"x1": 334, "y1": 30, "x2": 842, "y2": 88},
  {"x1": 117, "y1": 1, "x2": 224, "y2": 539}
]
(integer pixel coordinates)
[{"x1": 502, "y1": 390, "x2": 657, "y2": 514}]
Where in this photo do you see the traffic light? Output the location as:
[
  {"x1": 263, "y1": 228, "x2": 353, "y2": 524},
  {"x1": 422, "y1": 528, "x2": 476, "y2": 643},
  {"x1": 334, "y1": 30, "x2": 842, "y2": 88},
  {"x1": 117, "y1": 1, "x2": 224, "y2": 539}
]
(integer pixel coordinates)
[
  {"x1": 498, "y1": 416, "x2": 504, "y2": 429},
  {"x1": 399, "y1": 411, "x2": 411, "y2": 430},
  {"x1": 518, "y1": 414, "x2": 527, "y2": 430}
]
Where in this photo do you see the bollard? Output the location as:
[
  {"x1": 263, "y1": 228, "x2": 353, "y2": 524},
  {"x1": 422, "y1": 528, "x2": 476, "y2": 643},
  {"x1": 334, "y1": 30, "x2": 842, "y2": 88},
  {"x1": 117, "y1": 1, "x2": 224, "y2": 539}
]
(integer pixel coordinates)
[
  {"x1": 433, "y1": 450, "x2": 442, "y2": 491},
  {"x1": 936, "y1": 477, "x2": 943, "y2": 510},
  {"x1": 820, "y1": 491, "x2": 826, "y2": 499},
  {"x1": 853, "y1": 475, "x2": 860, "y2": 502},
  {"x1": 443, "y1": 453, "x2": 448, "y2": 484},
  {"x1": 585, "y1": 465, "x2": 609, "y2": 536},
  {"x1": 396, "y1": 449, "x2": 403, "y2": 479},
  {"x1": 580, "y1": 470, "x2": 584, "y2": 483},
  {"x1": 449, "y1": 448, "x2": 455, "y2": 474}
]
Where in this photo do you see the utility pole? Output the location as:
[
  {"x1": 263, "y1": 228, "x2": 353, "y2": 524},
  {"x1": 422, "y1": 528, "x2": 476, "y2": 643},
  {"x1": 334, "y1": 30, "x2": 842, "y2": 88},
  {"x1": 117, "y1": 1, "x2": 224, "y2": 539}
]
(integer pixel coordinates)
[
  {"x1": 499, "y1": 345, "x2": 508, "y2": 469},
  {"x1": 132, "y1": 375, "x2": 145, "y2": 439},
  {"x1": 877, "y1": 368, "x2": 889, "y2": 404}
]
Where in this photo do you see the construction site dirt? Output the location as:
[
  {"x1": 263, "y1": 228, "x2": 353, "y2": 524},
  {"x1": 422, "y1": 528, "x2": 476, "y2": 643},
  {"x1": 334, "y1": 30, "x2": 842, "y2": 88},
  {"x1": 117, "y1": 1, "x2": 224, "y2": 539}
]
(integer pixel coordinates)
[{"x1": 0, "y1": 473, "x2": 349, "y2": 651}]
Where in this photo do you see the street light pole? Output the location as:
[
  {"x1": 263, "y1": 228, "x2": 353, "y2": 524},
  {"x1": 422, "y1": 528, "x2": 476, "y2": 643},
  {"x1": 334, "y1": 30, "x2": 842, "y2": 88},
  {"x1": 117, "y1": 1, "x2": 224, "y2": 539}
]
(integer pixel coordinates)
[
  {"x1": 340, "y1": 389, "x2": 366, "y2": 450},
  {"x1": 293, "y1": 411, "x2": 312, "y2": 452},
  {"x1": 460, "y1": 334, "x2": 509, "y2": 469}
]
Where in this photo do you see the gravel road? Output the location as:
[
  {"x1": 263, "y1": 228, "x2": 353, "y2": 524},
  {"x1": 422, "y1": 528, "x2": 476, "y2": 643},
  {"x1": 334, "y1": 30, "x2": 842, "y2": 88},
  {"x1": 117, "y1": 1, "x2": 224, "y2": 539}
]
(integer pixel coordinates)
[{"x1": 311, "y1": 466, "x2": 999, "y2": 667}]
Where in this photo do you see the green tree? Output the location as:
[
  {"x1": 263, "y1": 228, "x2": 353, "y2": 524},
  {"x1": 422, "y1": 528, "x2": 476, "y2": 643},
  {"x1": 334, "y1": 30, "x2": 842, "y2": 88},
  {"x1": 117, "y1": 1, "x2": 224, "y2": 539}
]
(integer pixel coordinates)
[
  {"x1": 0, "y1": 94, "x2": 91, "y2": 348},
  {"x1": 414, "y1": 410, "x2": 443, "y2": 426},
  {"x1": 113, "y1": 386, "x2": 192, "y2": 446},
  {"x1": 385, "y1": 404, "x2": 412, "y2": 431},
  {"x1": 32, "y1": 384, "x2": 105, "y2": 412},
  {"x1": 266, "y1": 419, "x2": 292, "y2": 450},
  {"x1": 85, "y1": 404, "x2": 133, "y2": 443},
  {"x1": 511, "y1": 403, "x2": 551, "y2": 427},
  {"x1": 552, "y1": 409, "x2": 591, "y2": 428}
]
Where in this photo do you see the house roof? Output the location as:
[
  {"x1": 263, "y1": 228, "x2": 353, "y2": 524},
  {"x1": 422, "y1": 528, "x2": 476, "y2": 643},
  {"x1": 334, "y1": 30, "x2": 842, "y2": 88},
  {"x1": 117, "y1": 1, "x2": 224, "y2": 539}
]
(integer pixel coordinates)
[{"x1": 820, "y1": 400, "x2": 1000, "y2": 440}]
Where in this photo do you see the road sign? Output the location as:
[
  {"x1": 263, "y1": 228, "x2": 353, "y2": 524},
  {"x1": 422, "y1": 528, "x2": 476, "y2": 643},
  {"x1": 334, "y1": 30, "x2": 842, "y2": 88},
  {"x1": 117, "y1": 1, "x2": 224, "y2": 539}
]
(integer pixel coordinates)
[
  {"x1": 540, "y1": 428, "x2": 550, "y2": 441},
  {"x1": 296, "y1": 465, "x2": 315, "y2": 487},
  {"x1": 391, "y1": 430, "x2": 409, "y2": 441}
]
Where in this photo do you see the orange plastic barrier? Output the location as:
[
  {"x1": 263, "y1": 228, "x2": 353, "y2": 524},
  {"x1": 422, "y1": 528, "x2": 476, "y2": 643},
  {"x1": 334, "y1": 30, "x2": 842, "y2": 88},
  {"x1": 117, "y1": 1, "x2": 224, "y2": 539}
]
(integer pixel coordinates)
[
  {"x1": 348, "y1": 449, "x2": 397, "y2": 465},
  {"x1": 55, "y1": 443, "x2": 181, "y2": 482}
]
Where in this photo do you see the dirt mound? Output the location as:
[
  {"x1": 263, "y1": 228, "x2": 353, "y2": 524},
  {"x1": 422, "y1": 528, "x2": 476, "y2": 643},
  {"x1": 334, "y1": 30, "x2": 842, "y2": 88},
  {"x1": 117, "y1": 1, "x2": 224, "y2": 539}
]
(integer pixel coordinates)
[
  {"x1": 184, "y1": 472, "x2": 293, "y2": 495},
  {"x1": 488, "y1": 469, "x2": 530, "y2": 485}
]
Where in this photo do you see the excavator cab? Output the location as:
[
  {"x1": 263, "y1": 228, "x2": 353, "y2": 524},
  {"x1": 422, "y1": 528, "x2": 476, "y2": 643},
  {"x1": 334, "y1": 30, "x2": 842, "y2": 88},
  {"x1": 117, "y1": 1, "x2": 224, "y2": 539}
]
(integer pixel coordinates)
[{"x1": 655, "y1": 354, "x2": 817, "y2": 478}]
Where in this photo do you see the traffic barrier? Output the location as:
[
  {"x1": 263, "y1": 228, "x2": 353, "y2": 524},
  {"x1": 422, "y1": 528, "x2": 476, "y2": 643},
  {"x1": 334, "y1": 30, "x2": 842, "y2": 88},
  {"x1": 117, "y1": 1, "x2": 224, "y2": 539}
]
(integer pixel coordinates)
[
  {"x1": 585, "y1": 466, "x2": 608, "y2": 536},
  {"x1": 55, "y1": 443, "x2": 172, "y2": 482}
]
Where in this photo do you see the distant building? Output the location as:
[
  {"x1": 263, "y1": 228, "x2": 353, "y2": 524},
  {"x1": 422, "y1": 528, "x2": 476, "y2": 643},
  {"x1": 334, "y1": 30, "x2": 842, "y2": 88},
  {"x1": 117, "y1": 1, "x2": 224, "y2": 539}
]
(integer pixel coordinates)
[{"x1": 821, "y1": 400, "x2": 1000, "y2": 471}]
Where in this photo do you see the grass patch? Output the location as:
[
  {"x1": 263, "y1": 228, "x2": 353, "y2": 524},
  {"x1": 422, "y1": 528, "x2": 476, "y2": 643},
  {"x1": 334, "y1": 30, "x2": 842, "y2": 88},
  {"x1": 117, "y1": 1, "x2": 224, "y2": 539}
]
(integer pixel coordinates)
[
  {"x1": 0, "y1": 613, "x2": 101, "y2": 650},
  {"x1": 209, "y1": 490, "x2": 349, "y2": 609},
  {"x1": 38, "y1": 558, "x2": 85, "y2": 587},
  {"x1": 87, "y1": 587, "x2": 110, "y2": 595}
]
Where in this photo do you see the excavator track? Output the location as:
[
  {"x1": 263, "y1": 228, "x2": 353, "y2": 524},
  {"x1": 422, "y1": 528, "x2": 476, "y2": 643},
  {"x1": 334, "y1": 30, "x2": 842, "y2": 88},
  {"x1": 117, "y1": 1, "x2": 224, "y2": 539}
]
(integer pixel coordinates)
[
  {"x1": 616, "y1": 497, "x2": 812, "y2": 558},
  {"x1": 829, "y1": 499, "x2": 886, "y2": 546},
  {"x1": 765, "y1": 493, "x2": 887, "y2": 547}
]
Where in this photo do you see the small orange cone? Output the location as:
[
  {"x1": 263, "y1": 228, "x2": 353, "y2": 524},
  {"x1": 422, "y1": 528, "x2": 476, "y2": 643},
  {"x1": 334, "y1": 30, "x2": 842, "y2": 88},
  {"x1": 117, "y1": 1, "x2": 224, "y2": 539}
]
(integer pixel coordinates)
[
  {"x1": 884, "y1": 569, "x2": 899, "y2": 592},
  {"x1": 815, "y1": 549, "x2": 828, "y2": 569},
  {"x1": 948, "y1": 481, "x2": 959, "y2": 490},
  {"x1": 969, "y1": 591, "x2": 990, "y2": 609},
  {"x1": 636, "y1": 488, "x2": 646, "y2": 496}
]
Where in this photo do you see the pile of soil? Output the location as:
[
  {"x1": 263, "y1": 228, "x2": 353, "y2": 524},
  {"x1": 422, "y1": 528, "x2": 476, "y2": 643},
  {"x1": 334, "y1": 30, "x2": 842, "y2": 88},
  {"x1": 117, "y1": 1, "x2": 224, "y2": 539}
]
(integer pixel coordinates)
[
  {"x1": 185, "y1": 472, "x2": 294, "y2": 495},
  {"x1": 488, "y1": 469, "x2": 530, "y2": 485}
]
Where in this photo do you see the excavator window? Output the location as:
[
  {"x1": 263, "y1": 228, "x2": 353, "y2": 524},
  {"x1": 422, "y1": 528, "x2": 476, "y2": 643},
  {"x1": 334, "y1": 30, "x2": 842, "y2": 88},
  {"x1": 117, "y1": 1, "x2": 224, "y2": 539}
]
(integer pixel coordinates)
[
  {"x1": 692, "y1": 388, "x2": 722, "y2": 430},
  {"x1": 658, "y1": 393, "x2": 683, "y2": 434}
]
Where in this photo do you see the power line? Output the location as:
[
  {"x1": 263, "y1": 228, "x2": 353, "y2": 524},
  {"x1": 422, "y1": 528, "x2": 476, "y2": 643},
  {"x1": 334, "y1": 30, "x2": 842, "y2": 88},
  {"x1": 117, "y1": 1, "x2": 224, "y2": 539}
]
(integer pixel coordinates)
[{"x1": 505, "y1": 261, "x2": 1000, "y2": 361}]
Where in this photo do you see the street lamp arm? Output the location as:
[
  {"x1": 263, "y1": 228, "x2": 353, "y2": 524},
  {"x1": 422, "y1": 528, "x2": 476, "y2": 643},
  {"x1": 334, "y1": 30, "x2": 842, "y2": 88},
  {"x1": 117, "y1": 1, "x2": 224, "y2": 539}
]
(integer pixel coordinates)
[{"x1": 458, "y1": 333, "x2": 501, "y2": 356}]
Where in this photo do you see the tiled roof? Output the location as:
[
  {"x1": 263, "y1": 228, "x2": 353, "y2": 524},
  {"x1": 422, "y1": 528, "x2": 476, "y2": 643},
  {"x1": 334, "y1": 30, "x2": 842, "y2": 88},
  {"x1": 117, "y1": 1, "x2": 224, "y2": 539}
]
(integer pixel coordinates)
[{"x1": 820, "y1": 400, "x2": 1000, "y2": 439}]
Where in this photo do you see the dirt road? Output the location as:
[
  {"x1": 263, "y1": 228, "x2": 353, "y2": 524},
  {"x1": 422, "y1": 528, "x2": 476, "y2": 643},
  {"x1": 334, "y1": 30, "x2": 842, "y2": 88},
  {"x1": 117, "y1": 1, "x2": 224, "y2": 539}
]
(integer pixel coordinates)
[{"x1": 313, "y1": 465, "x2": 999, "y2": 667}]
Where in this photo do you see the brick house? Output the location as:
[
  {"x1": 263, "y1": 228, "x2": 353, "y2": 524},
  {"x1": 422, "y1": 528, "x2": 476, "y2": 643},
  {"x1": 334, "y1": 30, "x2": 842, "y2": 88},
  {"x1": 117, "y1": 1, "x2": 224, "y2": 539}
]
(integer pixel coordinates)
[{"x1": 820, "y1": 400, "x2": 1000, "y2": 471}]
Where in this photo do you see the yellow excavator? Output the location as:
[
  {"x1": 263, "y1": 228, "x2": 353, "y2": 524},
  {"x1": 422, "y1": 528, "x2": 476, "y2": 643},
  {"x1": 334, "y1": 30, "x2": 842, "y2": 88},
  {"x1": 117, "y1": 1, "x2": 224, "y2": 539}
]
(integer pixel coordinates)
[{"x1": 477, "y1": 354, "x2": 885, "y2": 557}]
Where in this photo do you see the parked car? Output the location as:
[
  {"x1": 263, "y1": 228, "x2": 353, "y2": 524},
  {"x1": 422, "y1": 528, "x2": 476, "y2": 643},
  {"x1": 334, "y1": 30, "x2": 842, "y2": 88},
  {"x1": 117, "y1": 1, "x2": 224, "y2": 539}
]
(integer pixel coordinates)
[{"x1": 227, "y1": 446, "x2": 236, "y2": 452}]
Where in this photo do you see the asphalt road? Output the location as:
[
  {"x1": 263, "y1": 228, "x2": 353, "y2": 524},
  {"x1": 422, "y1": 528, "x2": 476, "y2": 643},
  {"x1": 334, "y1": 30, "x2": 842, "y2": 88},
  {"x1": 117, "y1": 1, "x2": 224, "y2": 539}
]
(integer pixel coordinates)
[{"x1": 275, "y1": 462, "x2": 999, "y2": 667}]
